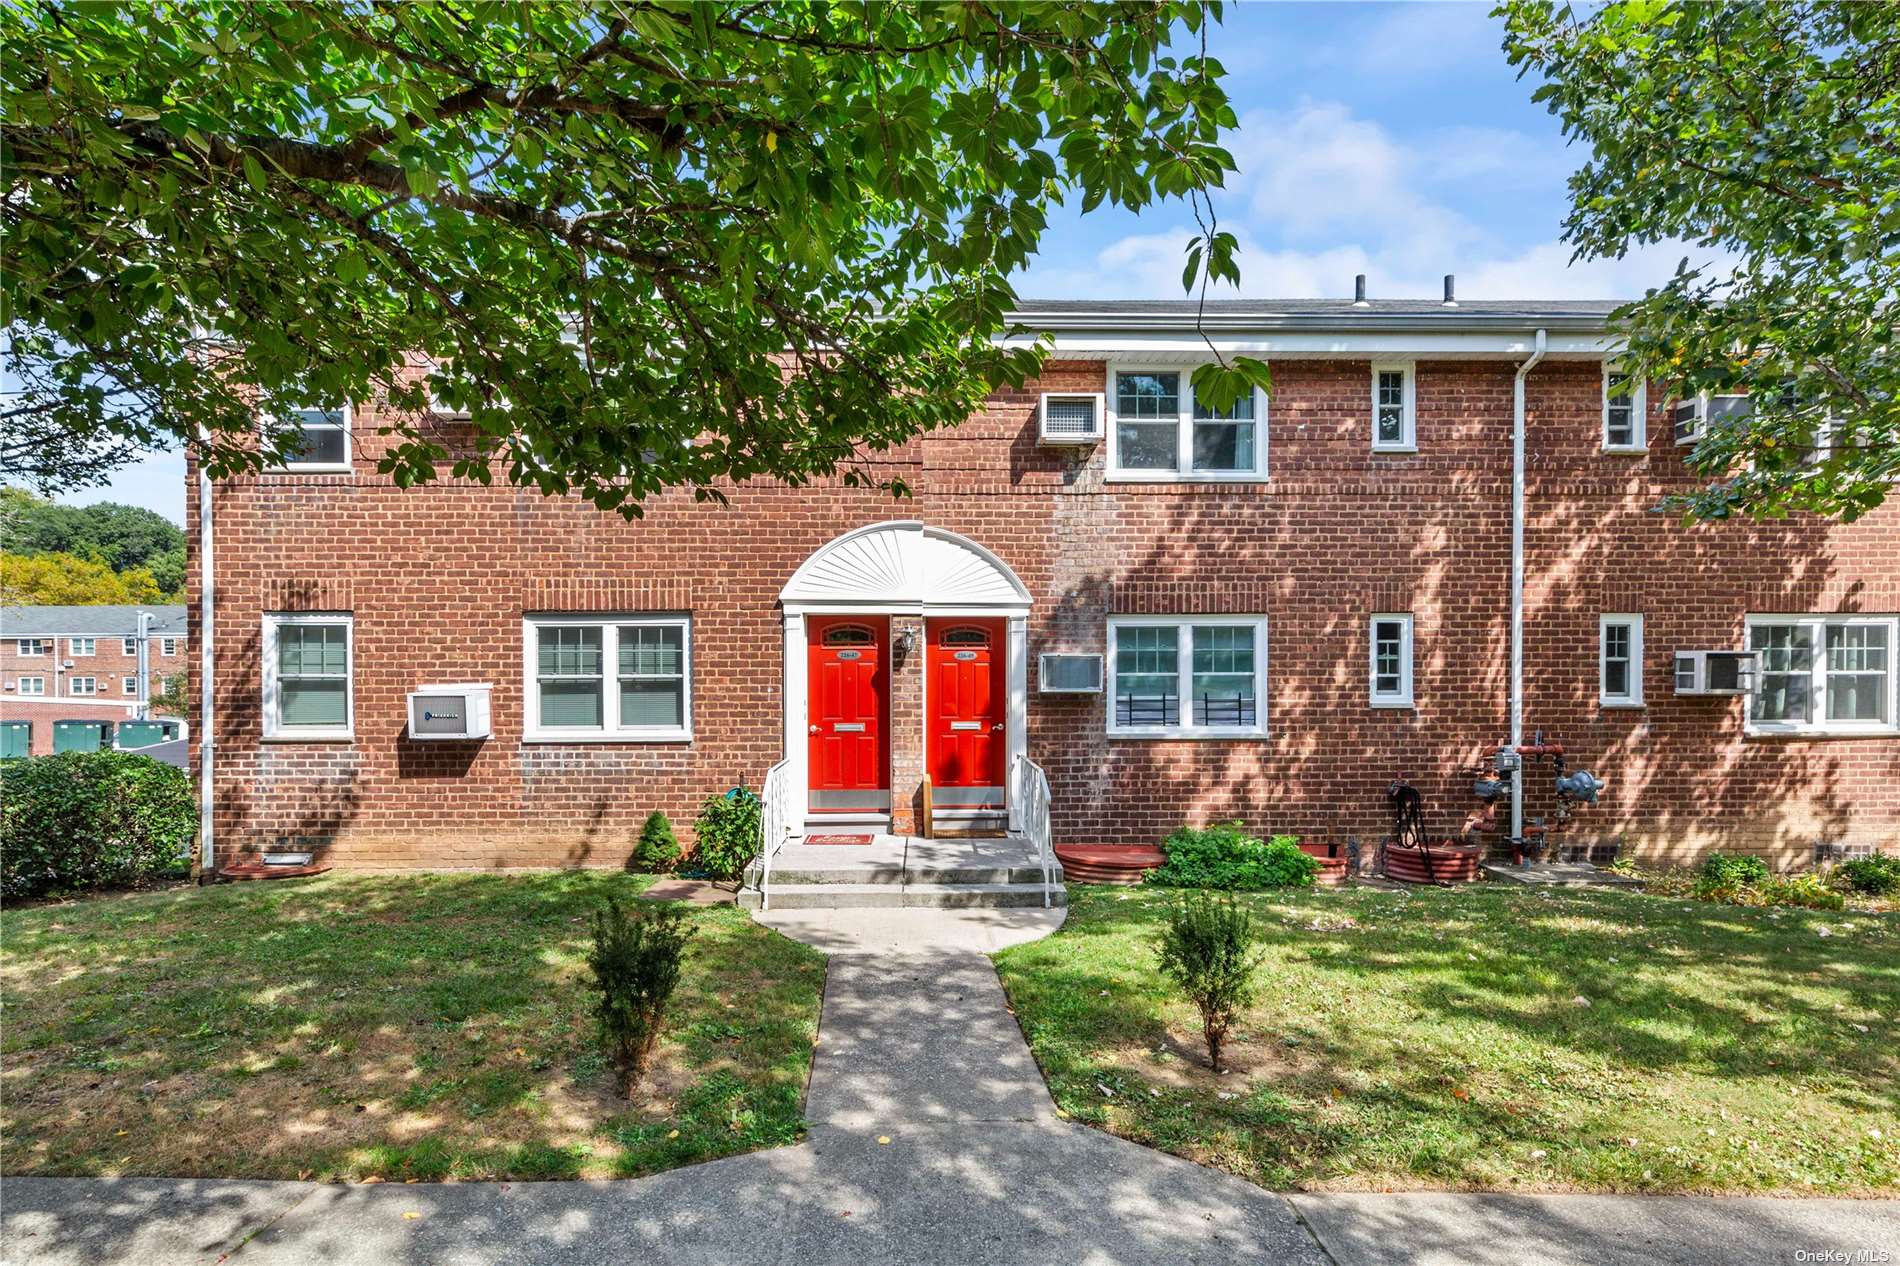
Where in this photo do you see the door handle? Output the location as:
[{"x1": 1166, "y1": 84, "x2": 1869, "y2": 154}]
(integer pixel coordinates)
[
  {"x1": 809, "y1": 724, "x2": 820, "y2": 734},
  {"x1": 991, "y1": 722, "x2": 1005, "y2": 732}
]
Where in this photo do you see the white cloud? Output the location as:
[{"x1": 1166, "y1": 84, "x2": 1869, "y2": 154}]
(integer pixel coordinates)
[
  {"x1": 1309, "y1": 3, "x2": 1508, "y2": 82},
  {"x1": 1019, "y1": 96, "x2": 1725, "y2": 304}
]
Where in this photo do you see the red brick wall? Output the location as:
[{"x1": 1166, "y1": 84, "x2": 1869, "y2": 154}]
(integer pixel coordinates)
[
  {"x1": 187, "y1": 358, "x2": 1900, "y2": 871},
  {"x1": 2, "y1": 633, "x2": 187, "y2": 754}
]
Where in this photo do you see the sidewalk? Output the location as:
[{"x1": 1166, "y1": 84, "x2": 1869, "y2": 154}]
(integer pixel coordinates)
[{"x1": 5, "y1": 909, "x2": 1896, "y2": 1265}]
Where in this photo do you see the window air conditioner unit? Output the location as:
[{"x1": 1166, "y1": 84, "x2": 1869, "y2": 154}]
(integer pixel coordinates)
[
  {"x1": 1039, "y1": 392, "x2": 1105, "y2": 445},
  {"x1": 1673, "y1": 392, "x2": 1751, "y2": 446},
  {"x1": 1038, "y1": 653, "x2": 1104, "y2": 693},
  {"x1": 406, "y1": 683, "x2": 493, "y2": 739},
  {"x1": 1673, "y1": 651, "x2": 1754, "y2": 696}
]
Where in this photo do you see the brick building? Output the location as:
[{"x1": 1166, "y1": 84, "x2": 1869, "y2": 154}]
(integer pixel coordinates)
[
  {"x1": 1, "y1": 604, "x2": 188, "y2": 755},
  {"x1": 186, "y1": 299, "x2": 1898, "y2": 873}
]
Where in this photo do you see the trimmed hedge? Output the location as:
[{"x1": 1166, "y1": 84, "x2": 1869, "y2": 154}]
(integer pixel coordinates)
[
  {"x1": 1, "y1": 751, "x2": 195, "y2": 900},
  {"x1": 1144, "y1": 822, "x2": 1320, "y2": 890}
]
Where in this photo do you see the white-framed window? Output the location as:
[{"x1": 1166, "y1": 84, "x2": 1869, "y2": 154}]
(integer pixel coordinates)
[
  {"x1": 16, "y1": 639, "x2": 48, "y2": 656},
  {"x1": 1368, "y1": 614, "x2": 1414, "y2": 708},
  {"x1": 1107, "y1": 616, "x2": 1267, "y2": 738},
  {"x1": 69, "y1": 676, "x2": 97, "y2": 696},
  {"x1": 1370, "y1": 362, "x2": 1416, "y2": 451},
  {"x1": 69, "y1": 638, "x2": 95, "y2": 657},
  {"x1": 1602, "y1": 366, "x2": 1646, "y2": 451},
  {"x1": 1746, "y1": 614, "x2": 1897, "y2": 736},
  {"x1": 123, "y1": 637, "x2": 138, "y2": 657},
  {"x1": 1105, "y1": 365, "x2": 1267, "y2": 481},
  {"x1": 268, "y1": 405, "x2": 352, "y2": 472},
  {"x1": 160, "y1": 637, "x2": 178, "y2": 657},
  {"x1": 523, "y1": 615, "x2": 692, "y2": 742},
  {"x1": 122, "y1": 675, "x2": 140, "y2": 696},
  {"x1": 17, "y1": 676, "x2": 45, "y2": 695},
  {"x1": 263, "y1": 613, "x2": 354, "y2": 739},
  {"x1": 1599, "y1": 614, "x2": 1644, "y2": 707}
]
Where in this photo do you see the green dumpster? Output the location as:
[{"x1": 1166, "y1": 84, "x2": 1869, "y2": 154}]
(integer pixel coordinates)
[
  {"x1": 116, "y1": 719, "x2": 181, "y2": 749},
  {"x1": 0, "y1": 720, "x2": 30, "y2": 759},
  {"x1": 53, "y1": 719, "x2": 112, "y2": 752}
]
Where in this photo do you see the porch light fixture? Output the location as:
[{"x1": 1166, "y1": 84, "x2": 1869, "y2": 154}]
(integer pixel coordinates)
[{"x1": 894, "y1": 628, "x2": 918, "y2": 661}]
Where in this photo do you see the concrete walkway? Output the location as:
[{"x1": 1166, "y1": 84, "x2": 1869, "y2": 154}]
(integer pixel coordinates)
[{"x1": 5, "y1": 909, "x2": 1897, "y2": 1265}]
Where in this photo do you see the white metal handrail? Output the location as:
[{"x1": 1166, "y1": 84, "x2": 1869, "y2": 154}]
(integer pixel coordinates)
[
  {"x1": 757, "y1": 758, "x2": 793, "y2": 911},
  {"x1": 1012, "y1": 753, "x2": 1057, "y2": 908}
]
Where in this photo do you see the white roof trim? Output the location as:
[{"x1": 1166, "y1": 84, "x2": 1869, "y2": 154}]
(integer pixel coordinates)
[
  {"x1": 780, "y1": 521, "x2": 1032, "y2": 612},
  {"x1": 1000, "y1": 331, "x2": 1619, "y2": 360}
]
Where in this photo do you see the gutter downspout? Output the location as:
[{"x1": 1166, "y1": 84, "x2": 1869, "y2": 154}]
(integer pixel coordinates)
[
  {"x1": 1510, "y1": 329, "x2": 1548, "y2": 846},
  {"x1": 196, "y1": 443, "x2": 215, "y2": 879}
]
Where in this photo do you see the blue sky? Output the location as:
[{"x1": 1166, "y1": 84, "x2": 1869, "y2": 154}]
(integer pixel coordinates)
[{"x1": 54, "y1": 1, "x2": 1711, "y2": 526}]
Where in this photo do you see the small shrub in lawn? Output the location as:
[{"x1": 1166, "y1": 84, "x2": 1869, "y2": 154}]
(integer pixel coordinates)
[
  {"x1": 1155, "y1": 890, "x2": 1266, "y2": 1073},
  {"x1": 691, "y1": 788, "x2": 761, "y2": 881},
  {"x1": 588, "y1": 896, "x2": 695, "y2": 1096},
  {"x1": 1693, "y1": 852, "x2": 1771, "y2": 903},
  {"x1": 1834, "y1": 854, "x2": 1900, "y2": 896},
  {"x1": 631, "y1": 810, "x2": 681, "y2": 873},
  {"x1": 1145, "y1": 822, "x2": 1319, "y2": 891},
  {"x1": 0, "y1": 751, "x2": 196, "y2": 900},
  {"x1": 1755, "y1": 874, "x2": 1846, "y2": 910}
]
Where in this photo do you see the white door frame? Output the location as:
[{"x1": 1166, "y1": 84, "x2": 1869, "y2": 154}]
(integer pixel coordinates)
[{"x1": 777, "y1": 522, "x2": 1032, "y2": 836}]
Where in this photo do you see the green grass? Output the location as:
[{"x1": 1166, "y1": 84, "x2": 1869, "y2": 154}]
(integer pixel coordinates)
[
  {"x1": 0, "y1": 872, "x2": 825, "y2": 1181},
  {"x1": 994, "y1": 883, "x2": 1899, "y2": 1195}
]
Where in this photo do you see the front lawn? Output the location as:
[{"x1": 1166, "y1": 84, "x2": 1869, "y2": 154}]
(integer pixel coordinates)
[
  {"x1": 994, "y1": 883, "x2": 1898, "y2": 1195},
  {"x1": 1, "y1": 873, "x2": 824, "y2": 1181}
]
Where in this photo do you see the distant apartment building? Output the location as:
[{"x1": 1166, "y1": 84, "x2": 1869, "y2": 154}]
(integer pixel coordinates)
[{"x1": 0, "y1": 605, "x2": 187, "y2": 756}]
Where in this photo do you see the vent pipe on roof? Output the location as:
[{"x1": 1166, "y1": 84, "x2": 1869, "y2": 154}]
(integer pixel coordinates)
[
  {"x1": 1443, "y1": 274, "x2": 1458, "y2": 307},
  {"x1": 1353, "y1": 274, "x2": 1369, "y2": 307}
]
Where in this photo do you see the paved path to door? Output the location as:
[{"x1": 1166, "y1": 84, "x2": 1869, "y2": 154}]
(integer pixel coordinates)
[{"x1": 6, "y1": 908, "x2": 1897, "y2": 1265}]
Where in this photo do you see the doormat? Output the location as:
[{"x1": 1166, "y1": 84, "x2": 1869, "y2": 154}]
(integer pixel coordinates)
[{"x1": 803, "y1": 833, "x2": 874, "y2": 846}]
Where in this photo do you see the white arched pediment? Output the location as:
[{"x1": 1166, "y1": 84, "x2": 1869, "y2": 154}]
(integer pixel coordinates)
[{"x1": 780, "y1": 520, "x2": 1031, "y2": 611}]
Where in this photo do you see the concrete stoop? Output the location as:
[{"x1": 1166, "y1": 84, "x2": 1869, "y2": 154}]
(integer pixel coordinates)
[{"x1": 738, "y1": 834, "x2": 1065, "y2": 910}]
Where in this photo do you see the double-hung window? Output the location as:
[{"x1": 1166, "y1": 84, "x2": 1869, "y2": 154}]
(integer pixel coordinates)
[
  {"x1": 1369, "y1": 614, "x2": 1414, "y2": 708},
  {"x1": 1747, "y1": 614, "x2": 1897, "y2": 735},
  {"x1": 69, "y1": 638, "x2": 95, "y2": 657},
  {"x1": 69, "y1": 676, "x2": 97, "y2": 696},
  {"x1": 1107, "y1": 368, "x2": 1266, "y2": 480},
  {"x1": 1599, "y1": 614, "x2": 1644, "y2": 707},
  {"x1": 123, "y1": 676, "x2": 140, "y2": 696},
  {"x1": 17, "y1": 676, "x2": 44, "y2": 695},
  {"x1": 1602, "y1": 366, "x2": 1646, "y2": 451},
  {"x1": 161, "y1": 637, "x2": 178, "y2": 657},
  {"x1": 269, "y1": 405, "x2": 352, "y2": 472},
  {"x1": 123, "y1": 637, "x2": 139, "y2": 657},
  {"x1": 525, "y1": 615, "x2": 692, "y2": 741},
  {"x1": 1371, "y1": 363, "x2": 1415, "y2": 451},
  {"x1": 263, "y1": 613, "x2": 354, "y2": 739},
  {"x1": 1108, "y1": 616, "x2": 1267, "y2": 738},
  {"x1": 16, "y1": 639, "x2": 47, "y2": 656}
]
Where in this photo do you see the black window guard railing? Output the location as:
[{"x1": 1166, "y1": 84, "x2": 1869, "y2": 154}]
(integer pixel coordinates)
[{"x1": 1115, "y1": 694, "x2": 1256, "y2": 727}]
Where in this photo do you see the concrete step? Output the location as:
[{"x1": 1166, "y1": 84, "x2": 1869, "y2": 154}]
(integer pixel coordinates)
[{"x1": 737, "y1": 882, "x2": 1067, "y2": 910}]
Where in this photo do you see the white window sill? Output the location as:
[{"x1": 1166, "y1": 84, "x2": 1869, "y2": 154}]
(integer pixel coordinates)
[
  {"x1": 1370, "y1": 446, "x2": 1418, "y2": 455},
  {"x1": 523, "y1": 730, "x2": 694, "y2": 744},
  {"x1": 1744, "y1": 724, "x2": 1897, "y2": 739},
  {"x1": 1601, "y1": 446, "x2": 1648, "y2": 455},
  {"x1": 1599, "y1": 700, "x2": 1647, "y2": 710},
  {"x1": 1369, "y1": 698, "x2": 1414, "y2": 710},
  {"x1": 1104, "y1": 471, "x2": 1269, "y2": 484},
  {"x1": 262, "y1": 732, "x2": 355, "y2": 743},
  {"x1": 266, "y1": 464, "x2": 353, "y2": 475},
  {"x1": 1107, "y1": 728, "x2": 1268, "y2": 741}
]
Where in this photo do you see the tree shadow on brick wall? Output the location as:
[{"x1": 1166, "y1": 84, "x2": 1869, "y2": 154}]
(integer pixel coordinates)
[
  {"x1": 1030, "y1": 486, "x2": 1877, "y2": 868},
  {"x1": 219, "y1": 621, "x2": 364, "y2": 863}
]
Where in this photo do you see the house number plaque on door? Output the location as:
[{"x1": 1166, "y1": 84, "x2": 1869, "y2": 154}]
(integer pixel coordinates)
[
  {"x1": 836, "y1": 649, "x2": 862, "y2": 660},
  {"x1": 954, "y1": 650, "x2": 979, "y2": 660}
]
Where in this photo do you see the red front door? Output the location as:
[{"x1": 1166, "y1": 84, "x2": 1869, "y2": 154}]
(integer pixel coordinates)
[
  {"x1": 807, "y1": 618, "x2": 888, "y2": 815},
  {"x1": 927, "y1": 619, "x2": 1006, "y2": 808}
]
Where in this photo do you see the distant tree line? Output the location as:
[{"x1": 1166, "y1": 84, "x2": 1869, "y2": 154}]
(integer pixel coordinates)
[{"x1": 1, "y1": 487, "x2": 185, "y2": 604}]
